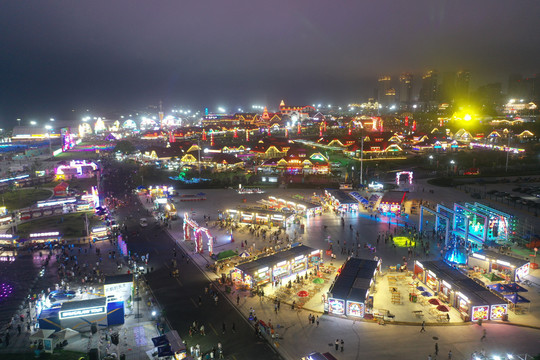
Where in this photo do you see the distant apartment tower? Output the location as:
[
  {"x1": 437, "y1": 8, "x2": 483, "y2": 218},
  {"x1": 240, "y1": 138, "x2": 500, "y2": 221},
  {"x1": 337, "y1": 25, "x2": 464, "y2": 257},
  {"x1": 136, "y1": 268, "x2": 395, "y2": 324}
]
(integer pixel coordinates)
[
  {"x1": 399, "y1": 73, "x2": 413, "y2": 109},
  {"x1": 455, "y1": 70, "x2": 470, "y2": 102},
  {"x1": 419, "y1": 70, "x2": 438, "y2": 110},
  {"x1": 508, "y1": 74, "x2": 539, "y2": 101},
  {"x1": 378, "y1": 75, "x2": 395, "y2": 109}
]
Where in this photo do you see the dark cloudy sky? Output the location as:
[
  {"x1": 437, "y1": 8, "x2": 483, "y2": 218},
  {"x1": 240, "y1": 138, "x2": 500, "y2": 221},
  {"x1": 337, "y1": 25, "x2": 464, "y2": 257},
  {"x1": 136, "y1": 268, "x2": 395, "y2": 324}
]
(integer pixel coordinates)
[{"x1": 1, "y1": 0, "x2": 538, "y2": 125}]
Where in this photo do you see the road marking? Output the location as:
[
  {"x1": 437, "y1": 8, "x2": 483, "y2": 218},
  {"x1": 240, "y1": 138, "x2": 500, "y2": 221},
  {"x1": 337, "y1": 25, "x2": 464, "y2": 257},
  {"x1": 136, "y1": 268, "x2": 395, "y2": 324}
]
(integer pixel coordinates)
[
  {"x1": 209, "y1": 323, "x2": 218, "y2": 336},
  {"x1": 190, "y1": 298, "x2": 198, "y2": 308},
  {"x1": 175, "y1": 277, "x2": 183, "y2": 286}
]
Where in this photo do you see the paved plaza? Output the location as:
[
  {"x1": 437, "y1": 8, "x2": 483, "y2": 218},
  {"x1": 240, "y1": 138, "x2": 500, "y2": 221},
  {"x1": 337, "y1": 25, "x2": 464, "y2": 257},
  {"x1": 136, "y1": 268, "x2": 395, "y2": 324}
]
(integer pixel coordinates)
[{"x1": 136, "y1": 182, "x2": 540, "y2": 359}]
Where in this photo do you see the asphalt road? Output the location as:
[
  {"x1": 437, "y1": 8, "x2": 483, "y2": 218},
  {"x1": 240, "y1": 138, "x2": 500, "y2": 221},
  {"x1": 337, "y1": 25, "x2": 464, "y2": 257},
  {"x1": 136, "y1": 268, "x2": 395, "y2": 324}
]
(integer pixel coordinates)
[{"x1": 103, "y1": 165, "x2": 281, "y2": 360}]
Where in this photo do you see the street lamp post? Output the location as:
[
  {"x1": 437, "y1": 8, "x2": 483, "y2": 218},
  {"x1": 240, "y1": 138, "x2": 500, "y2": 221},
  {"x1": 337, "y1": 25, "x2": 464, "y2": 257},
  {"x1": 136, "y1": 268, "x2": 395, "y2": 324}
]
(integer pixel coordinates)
[
  {"x1": 360, "y1": 131, "x2": 364, "y2": 186},
  {"x1": 505, "y1": 134, "x2": 511, "y2": 172}
]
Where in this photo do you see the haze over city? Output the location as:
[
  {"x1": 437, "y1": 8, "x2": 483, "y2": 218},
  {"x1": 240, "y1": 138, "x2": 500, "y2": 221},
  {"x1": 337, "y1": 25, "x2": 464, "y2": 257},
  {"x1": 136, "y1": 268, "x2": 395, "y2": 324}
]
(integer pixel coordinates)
[{"x1": 1, "y1": 0, "x2": 539, "y2": 124}]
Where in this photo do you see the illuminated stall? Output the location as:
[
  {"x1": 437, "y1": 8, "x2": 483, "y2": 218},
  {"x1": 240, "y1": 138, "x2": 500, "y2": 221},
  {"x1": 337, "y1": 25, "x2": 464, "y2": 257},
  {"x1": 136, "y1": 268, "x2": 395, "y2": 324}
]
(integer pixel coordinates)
[
  {"x1": 324, "y1": 189, "x2": 358, "y2": 213},
  {"x1": 90, "y1": 226, "x2": 110, "y2": 242},
  {"x1": 225, "y1": 208, "x2": 294, "y2": 227},
  {"x1": 325, "y1": 258, "x2": 380, "y2": 318},
  {"x1": 231, "y1": 245, "x2": 321, "y2": 289},
  {"x1": 378, "y1": 192, "x2": 406, "y2": 215},
  {"x1": 267, "y1": 196, "x2": 322, "y2": 217},
  {"x1": 27, "y1": 232, "x2": 61, "y2": 245},
  {"x1": 0, "y1": 234, "x2": 18, "y2": 247},
  {"x1": 414, "y1": 260, "x2": 507, "y2": 322},
  {"x1": 154, "y1": 197, "x2": 177, "y2": 219},
  {"x1": 467, "y1": 250, "x2": 530, "y2": 282}
]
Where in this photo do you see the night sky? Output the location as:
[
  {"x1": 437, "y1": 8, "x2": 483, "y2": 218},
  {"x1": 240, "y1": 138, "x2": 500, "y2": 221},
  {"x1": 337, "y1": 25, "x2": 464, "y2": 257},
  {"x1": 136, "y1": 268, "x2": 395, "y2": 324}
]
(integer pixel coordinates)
[{"x1": 1, "y1": 0, "x2": 539, "y2": 125}]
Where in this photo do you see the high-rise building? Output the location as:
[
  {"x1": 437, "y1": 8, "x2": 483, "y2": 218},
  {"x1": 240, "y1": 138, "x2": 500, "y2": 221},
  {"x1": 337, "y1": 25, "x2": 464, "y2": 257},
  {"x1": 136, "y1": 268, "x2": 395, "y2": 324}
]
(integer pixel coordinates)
[
  {"x1": 455, "y1": 70, "x2": 471, "y2": 102},
  {"x1": 399, "y1": 73, "x2": 413, "y2": 110},
  {"x1": 440, "y1": 72, "x2": 456, "y2": 104},
  {"x1": 508, "y1": 74, "x2": 539, "y2": 102},
  {"x1": 419, "y1": 70, "x2": 438, "y2": 110},
  {"x1": 377, "y1": 75, "x2": 395, "y2": 109}
]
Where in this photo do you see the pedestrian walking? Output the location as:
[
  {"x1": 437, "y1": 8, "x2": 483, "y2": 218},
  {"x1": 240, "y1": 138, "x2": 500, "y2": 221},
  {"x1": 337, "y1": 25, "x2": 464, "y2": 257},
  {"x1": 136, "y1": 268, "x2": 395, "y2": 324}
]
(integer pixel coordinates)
[
  {"x1": 335, "y1": 339, "x2": 339, "y2": 351},
  {"x1": 232, "y1": 322, "x2": 236, "y2": 333},
  {"x1": 340, "y1": 339, "x2": 344, "y2": 352},
  {"x1": 448, "y1": 350, "x2": 452, "y2": 359},
  {"x1": 236, "y1": 295, "x2": 240, "y2": 306},
  {"x1": 435, "y1": 342, "x2": 438, "y2": 356},
  {"x1": 200, "y1": 325, "x2": 205, "y2": 336},
  {"x1": 222, "y1": 322, "x2": 226, "y2": 334},
  {"x1": 274, "y1": 303, "x2": 278, "y2": 314},
  {"x1": 481, "y1": 329, "x2": 486, "y2": 341},
  {"x1": 316, "y1": 316, "x2": 319, "y2": 327},
  {"x1": 420, "y1": 320, "x2": 426, "y2": 332},
  {"x1": 308, "y1": 314, "x2": 312, "y2": 324},
  {"x1": 17, "y1": 324, "x2": 21, "y2": 335}
]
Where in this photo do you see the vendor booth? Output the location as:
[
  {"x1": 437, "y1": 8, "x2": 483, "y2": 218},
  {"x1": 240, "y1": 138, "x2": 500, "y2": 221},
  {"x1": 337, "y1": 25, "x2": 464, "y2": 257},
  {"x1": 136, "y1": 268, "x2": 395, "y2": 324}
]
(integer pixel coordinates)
[
  {"x1": 378, "y1": 192, "x2": 406, "y2": 215},
  {"x1": 231, "y1": 245, "x2": 322, "y2": 289},
  {"x1": 151, "y1": 330, "x2": 187, "y2": 359},
  {"x1": 225, "y1": 208, "x2": 294, "y2": 227},
  {"x1": 267, "y1": 196, "x2": 322, "y2": 217},
  {"x1": 325, "y1": 258, "x2": 380, "y2": 318},
  {"x1": 414, "y1": 260, "x2": 507, "y2": 322},
  {"x1": 324, "y1": 189, "x2": 358, "y2": 213},
  {"x1": 467, "y1": 250, "x2": 530, "y2": 282}
]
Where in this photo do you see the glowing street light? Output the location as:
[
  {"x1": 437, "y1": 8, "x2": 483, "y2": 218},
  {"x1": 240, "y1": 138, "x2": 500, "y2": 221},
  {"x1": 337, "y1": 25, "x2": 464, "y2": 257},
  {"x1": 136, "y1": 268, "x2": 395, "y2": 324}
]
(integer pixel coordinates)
[
  {"x1": 30, "y1": 120, "x2": 37, "y2": 126},
  {"x1": 464, "y1": 114, "x2": 472, "y2": 121},
  {"x1": 49, "y1": 118, "x2": 55, "y2": 122}
]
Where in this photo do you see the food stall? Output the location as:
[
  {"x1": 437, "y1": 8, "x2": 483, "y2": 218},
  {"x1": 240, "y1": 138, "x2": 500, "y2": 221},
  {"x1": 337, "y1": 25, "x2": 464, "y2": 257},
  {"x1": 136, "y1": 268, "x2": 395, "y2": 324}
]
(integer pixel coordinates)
[
  {"x1": 324, "y1": 189, "x2": 358, "y2": 213},
  {"x1": 467, "y1": 250, "x2": 530, "y2": 282},
  {"x1": 325, "y1": 258, "x2": 380, "y2": 318},
  {"x1": 414, "y1": 260, "x2": 507, "y2": 322},
  {"x1": 267, "y1": 196, "x2": 323, "y2": 217},
  {"x1": 378, "y1": 192, "x2": 406, "y2": 215},
  {"x1": 225, "y1": 208, "x2": 294, "y2": 227},
  {"x1": 231, "y1": 245, "x2": 321, "y2": 289}
]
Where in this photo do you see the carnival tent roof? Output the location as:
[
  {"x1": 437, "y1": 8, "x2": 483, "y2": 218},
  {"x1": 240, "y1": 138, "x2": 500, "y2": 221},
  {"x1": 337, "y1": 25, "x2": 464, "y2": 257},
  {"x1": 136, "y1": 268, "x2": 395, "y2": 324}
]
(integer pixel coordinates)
[
  {"x1": 217, "y1": 250, "x2": 238, "y2": 261},
  {"x1": 503, "y1": 293, "x2": 530, "y2": 304},
  {"x1": 503, "y1": 283, "x2": 528, "y2": 293}
]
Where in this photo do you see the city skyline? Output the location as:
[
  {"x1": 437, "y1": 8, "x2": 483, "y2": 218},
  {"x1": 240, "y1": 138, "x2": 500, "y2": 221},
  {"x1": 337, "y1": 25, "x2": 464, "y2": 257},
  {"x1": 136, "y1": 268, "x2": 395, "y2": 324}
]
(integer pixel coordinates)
[{"x1": 1, "y1": 1, "x2": 539, "y2": 124}]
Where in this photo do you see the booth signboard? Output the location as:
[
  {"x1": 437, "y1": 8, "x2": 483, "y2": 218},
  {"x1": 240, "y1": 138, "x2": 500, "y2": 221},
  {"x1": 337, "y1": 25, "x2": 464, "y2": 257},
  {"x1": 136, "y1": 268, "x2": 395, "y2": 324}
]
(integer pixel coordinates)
[
  {"x1": 43, "y1": 338, "x2": 53, "y2": 353},
  {"x1": 59, "y1": 306, "x2": 106, "y2": 319},
  {"x1": 104, "y1": 281, "x2": 132, "y2": 303},
  {"x1": 347, "y1": 301, "x2": 364, "y2": 317},
  {"x1": 515, "y1": 263, "x2": 530, "y2": 281},
  {"x1": 471, "y1": 305, "x2": 489, "y2": 321},
  {"x1": 490, "y1": 304, "x2": 507, "y2": 320},
  {"x1": 328, "y1": 298, "x2": 345, "y2": 315}
]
